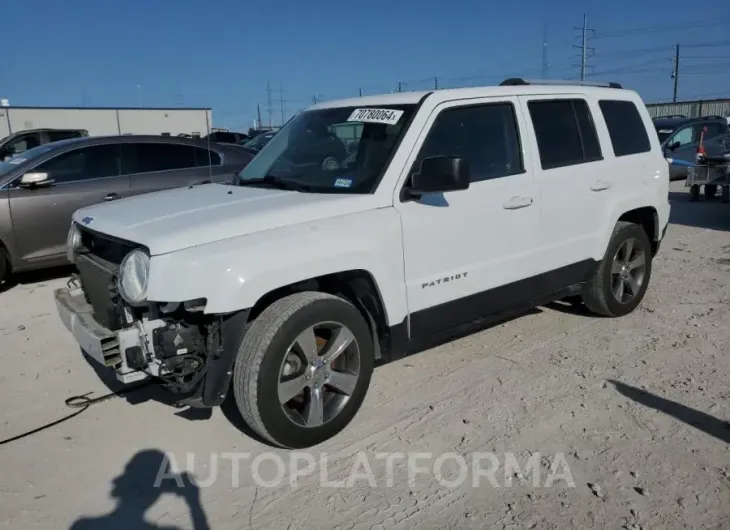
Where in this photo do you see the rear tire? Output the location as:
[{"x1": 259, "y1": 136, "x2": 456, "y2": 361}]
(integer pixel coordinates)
[
  {"x1": 582, "y1": 222, "x2": 652, "y2": 317},
  {"x1": 705, "y1": 184, "x2": 717, "y2": 199},
  {"x1": 232, "y1": 291, "x2": 374, "y2": 448}
]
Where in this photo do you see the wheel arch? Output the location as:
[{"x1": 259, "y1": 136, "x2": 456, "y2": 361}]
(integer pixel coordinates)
[
  {"x1": 247, "y1": 269, "x2": 391, "y2": 360},
  {"x1": 596, "y1": 204, "x2": 660, "y2": 260},
  {"x1": 618, "y1": 206, "x2": 659, "y2": 256}
]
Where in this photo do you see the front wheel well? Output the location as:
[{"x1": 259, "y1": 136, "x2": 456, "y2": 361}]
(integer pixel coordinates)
[
  {"x1": 618, "y1": 207, "x2": 659, "y2": 256},
  {"x1": 247, "y1": 270, "x2": 389, "y2": 359}
]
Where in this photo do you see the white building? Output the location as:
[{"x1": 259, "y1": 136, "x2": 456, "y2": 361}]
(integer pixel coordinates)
[{"x1": 0, "y1": 105, "x2": 213, "y2": 139}]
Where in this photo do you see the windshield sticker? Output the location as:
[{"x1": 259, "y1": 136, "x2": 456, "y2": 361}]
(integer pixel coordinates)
[
  {"x1": 334, "y1": 178, "x2": 353, "y2": 188},
  {"x1": 347, "y1": 108, "x2": 404, "y2": 125},
  {"x1": 7, "y1": 157, "x2": 26, "y2": 165}
]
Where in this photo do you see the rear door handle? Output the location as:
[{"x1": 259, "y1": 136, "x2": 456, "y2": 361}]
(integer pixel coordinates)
[
  {"x1": 590, "y1": 180, "x2": 612, "y2": 191},
  {"x1": 104, "y1": 192, "x2": 122, "y2": 201},
  {"x1": 502, "y1": 196, "x2": 533, "y2": 210}
]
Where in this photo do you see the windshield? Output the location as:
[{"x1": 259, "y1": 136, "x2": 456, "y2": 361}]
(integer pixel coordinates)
[
  {"x1": 0, "y1": 143, "x2": 58, "y2": 177},
  {"x1": 238, "y1": 105, "x2": 416, "y2": 193}
]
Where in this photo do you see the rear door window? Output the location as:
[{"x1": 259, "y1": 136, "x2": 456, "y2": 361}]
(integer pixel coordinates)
[
  {"x1": 527, "y1": 98, "x2": 602, "y2": 169},
  {"x1": 703, "y1": 122, "x2": 728, "y2": 139},
  {"x1": 131, "y1": 143, "x2": 197, "y2": 173},
  {"x1": 193, "y1": 147, "x2": 222, "y2": 167},
  {"x1": 598, "y1": 100, "x2": 651, "y2": 156}
]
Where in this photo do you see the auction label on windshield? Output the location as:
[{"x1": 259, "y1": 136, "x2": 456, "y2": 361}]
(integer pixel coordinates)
[{"x1": 348, "y1": 108, "x2": 403, "y2": 125}]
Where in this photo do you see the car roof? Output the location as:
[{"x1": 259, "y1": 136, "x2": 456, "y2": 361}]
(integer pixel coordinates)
[
  {"x1": 310, "y1": 83, "x2": 639, "y2": 110},
  {"x1": 46, "y1": 134, "x2": 240, "y2": 149},
  {"x1": 653, "y1": 117, "x2": 688, "y2": 128},
  {"x1": 654, "y1": 116, "x2": 726, "y2": 129}
]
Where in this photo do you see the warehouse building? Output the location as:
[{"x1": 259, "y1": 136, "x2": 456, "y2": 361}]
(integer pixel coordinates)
[{"x1": 0, "y1": 103, "x2": 213, "y2": 139}]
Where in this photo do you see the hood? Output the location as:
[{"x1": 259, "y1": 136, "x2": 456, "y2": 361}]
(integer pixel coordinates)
[{"x1": 73, "y1": 184, "x2": 382, "y2": 255}]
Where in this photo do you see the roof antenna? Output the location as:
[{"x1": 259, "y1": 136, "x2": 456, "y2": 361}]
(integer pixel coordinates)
[{"x1": 204, "y1": 108, "x2": 213, "y2": 182}]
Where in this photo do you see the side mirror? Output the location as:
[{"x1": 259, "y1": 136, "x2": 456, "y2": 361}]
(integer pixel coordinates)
[
  {"x1": 19, "y1": 172, "x2": 54, "y2": 189},
  {"x1": 408, "y1": 156, "x2": 470, "y2": 196},
  {"x1": 668, "y1": 141, "x2": 680, "y2": 151}
]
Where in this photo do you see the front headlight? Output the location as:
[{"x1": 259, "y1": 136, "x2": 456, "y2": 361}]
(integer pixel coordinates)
[
  {"x1": 117, "y1": 249, "x2": 151, "y2": 306},
  {"x1": 66, "y1": 223, "x2": 82, "y2": 263}
]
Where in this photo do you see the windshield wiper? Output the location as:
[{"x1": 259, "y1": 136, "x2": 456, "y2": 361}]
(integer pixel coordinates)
[{"x1": 238, "y1": 175, "x2": 312, "y2": 192}]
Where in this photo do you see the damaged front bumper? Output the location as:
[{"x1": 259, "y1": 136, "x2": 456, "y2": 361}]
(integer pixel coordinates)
[
  {"x1": 55, "y1": 285, "x2": 168, "y2": 385},
  {"x1": 55, "y1": 284, "x2": 250, "y2": 407}
]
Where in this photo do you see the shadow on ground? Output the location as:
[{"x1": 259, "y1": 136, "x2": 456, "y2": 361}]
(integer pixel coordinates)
[
  {"x1": 70, "y1": 449, "x2": 211, "y2": 530},
  {"x1": 668, "y1": 190, "x2": 730, "y2": 232},
  {"x1": 83, "y1": 350, "x2": 274, "y2": 445},
  {"x1": 81, "y1": 351, "x2": 213, "y2": 421},
  {"x1": 0, "y1": 265, "x2": 75, "y2": 294},
  {"x1": 609, "y1": 380, "x2": 730, "y2": 444}
]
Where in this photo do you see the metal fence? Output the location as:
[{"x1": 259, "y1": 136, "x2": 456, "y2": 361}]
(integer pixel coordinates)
[{"x1": 646, "y1": 98, "x2": 730, "y2": 119}]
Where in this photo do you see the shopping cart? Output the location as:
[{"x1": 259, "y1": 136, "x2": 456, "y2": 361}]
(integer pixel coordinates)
[{"x1": 686, "y1": 156, "x2": 730, "y2": 202}]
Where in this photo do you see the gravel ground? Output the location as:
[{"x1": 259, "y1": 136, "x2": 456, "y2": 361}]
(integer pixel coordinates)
[{"x1": 1, "y1": 180, "x2": 729, "y2": 530}]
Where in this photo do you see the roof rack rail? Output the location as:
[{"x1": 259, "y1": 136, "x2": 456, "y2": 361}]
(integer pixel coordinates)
[{"x1": 500, "y1": 78, "x2": 623, "y2": 89}]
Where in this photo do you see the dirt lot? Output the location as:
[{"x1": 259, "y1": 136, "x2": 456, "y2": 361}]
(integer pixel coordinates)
[{"x1": 1, "y1": 180, "x2": 729, "y2": 530}]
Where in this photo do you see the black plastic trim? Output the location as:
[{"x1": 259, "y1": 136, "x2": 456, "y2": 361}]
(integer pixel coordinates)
[
  {"x1": 381, "y1": 259, "x2": 598, "y2": 363},
  {"x1": 198, "y1": 309, "x2": 250, "y2": 407}
]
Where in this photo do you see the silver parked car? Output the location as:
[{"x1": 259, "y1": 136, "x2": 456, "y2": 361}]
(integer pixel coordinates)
[{"x1": 0, "y1": 135, "x2": 254, "y2": 284}]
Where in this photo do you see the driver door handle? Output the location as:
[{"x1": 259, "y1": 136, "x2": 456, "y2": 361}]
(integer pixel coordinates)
[
  {"x1": 591, "y1": 180, "x2": 612, "y2": 192},
  {"x1": 502, "y1": 196, "x2": 533, "y2": 210},
  {"x1": 104, "y1": 192, "x2": 122, "y2": 201}
]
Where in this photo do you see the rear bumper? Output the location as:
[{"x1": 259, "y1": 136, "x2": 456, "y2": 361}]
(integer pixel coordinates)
[{"x1": 55, "y1": 286, "x2": 166, "y2": 384}]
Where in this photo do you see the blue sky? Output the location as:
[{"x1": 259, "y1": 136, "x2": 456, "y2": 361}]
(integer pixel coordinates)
[{"x1": 1, "y1": 0, "x2": 729, "y2": 129}]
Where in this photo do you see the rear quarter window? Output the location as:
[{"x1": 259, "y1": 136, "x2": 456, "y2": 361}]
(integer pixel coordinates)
[{"x1": 599, "y1": 100, "x2": 651, "y2": 156}]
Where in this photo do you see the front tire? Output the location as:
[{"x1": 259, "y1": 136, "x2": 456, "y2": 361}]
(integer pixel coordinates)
[
  {"x1": 705, "y1": 184, "x2": 717, "y2": 199},
  {"x1": 233, "y1": 291, "x2": 374, "y2": 448},
  {"x1": 582, "y1": 222, "x2": 652, "y2": 317}
]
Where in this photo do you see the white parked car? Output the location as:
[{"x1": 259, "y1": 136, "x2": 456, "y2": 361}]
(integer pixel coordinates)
[{"x1": 56, "y1": 79, "x2": 670, "y2": 448}]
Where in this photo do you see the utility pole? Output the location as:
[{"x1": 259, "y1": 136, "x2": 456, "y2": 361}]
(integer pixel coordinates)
[
  {"x1": 257, "y1": 104, "x2": 262, "y2": 129},
  {"x1": 434, "y1": 77, "x2": 439, "y2": 90},
  {"x1": 266, "y1": 80, "x2": 273, "y2": 128},
  {"x1": 358, "y1": 88, "x2": 362, "y2": 97},
  {"x1": 541, "y1": 23, "x2": 549, "y2": 79},
  {"x1": 312, "y1": 95, "x2": 318, "y2": 104},
  {"x1": 279, "y1": 81, "x2": 285, "y2": 126},
  {"x1": 573, "y1": 15, "x2": 594, "y2": 80},
  {"x1": 672, "y1": 44, "x2": 680, "y2": 102},
  {"x1": 397, "y1": 82, "x2": 403, "y2": 93}
]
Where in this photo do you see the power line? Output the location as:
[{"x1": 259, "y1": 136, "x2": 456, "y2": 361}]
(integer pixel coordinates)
[{"x1": 593, "y1": 20, "x2": 726, "y2": 40}]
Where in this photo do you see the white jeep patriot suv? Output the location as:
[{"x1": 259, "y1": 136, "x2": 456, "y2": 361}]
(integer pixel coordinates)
[{"x1": 56, "y1": 79, "x2": 670, "y2": 448}]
